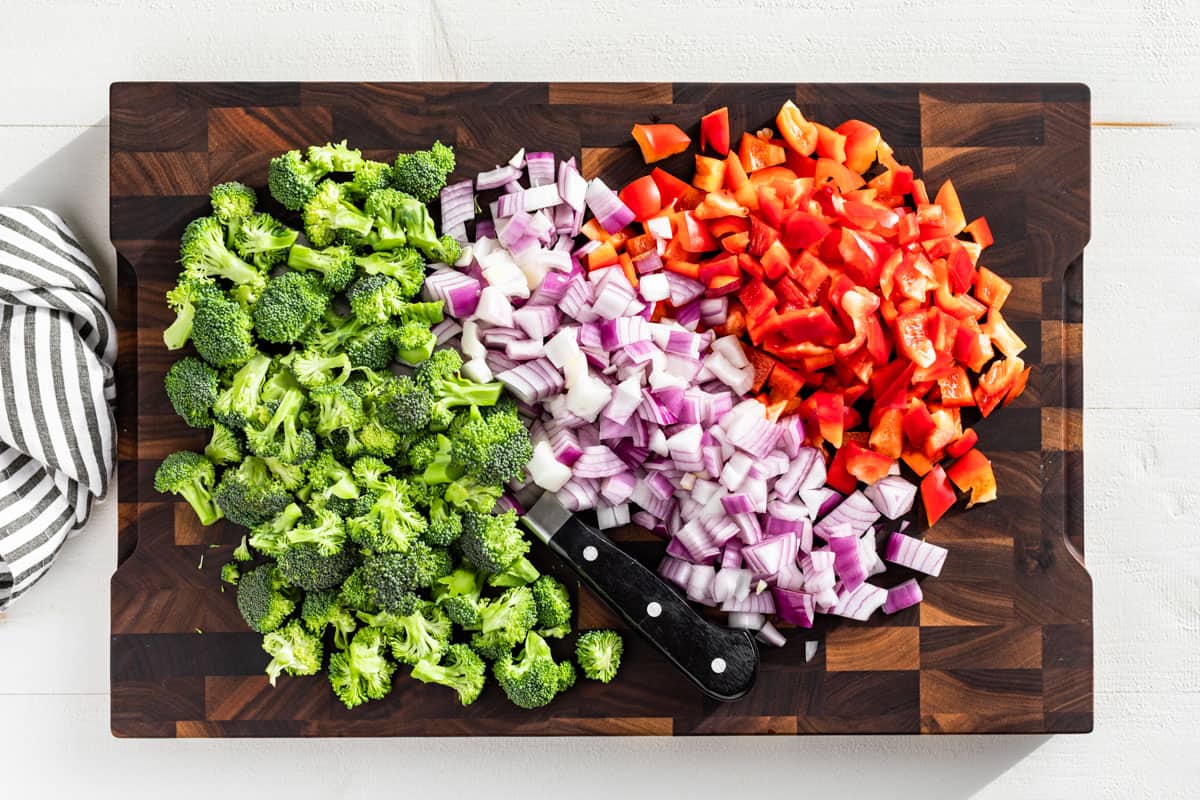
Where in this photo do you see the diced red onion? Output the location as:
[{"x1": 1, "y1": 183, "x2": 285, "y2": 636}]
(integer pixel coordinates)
[
  {"x1": 477, "y1": 164, "x2": 521, "y2": 191},
  {"x1": 584, "y1": 178, "x2": 635, "y2": 233},
  {"x1": 814, "y1": 491, "x2": 881, "y2": 540},
  {"x1": 883, "y1": 578, "x2": 924, "y2": 614},
  {"x1": 829, "y1": 583, "x2": 888, "y2": 621},
  {"x1": 884, "y1": 532, "x2": 948, "y2": 577},
  {"x1": 863, "y1": 475, "x2": 918, "y2": 520},
  {"x1": 525, "y1": 151, "x2": 555, "y2": 187},
  {"x1": 557, "y1": 160, "x2": 587, "y2": 211}
]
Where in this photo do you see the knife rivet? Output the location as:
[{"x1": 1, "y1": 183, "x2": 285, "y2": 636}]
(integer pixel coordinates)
[
  {"x1": 646, "y1": 601, "x2": 662, "y2": 617},
  {"x1": 711, "y1": 657, "x2": 727, "y2": 674},
  {"x1": 582, "y1": 545, "x2": 598, "y2": 562}
]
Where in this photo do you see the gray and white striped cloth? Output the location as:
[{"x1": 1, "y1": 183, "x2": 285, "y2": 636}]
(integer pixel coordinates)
[{"x1": 0, "y1": 207, "x2": 115, "y2": 610}]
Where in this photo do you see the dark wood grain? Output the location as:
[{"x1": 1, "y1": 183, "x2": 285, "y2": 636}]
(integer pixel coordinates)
[{"x1": 110, "y1": 82, "x2": 1090, "y2": 737}]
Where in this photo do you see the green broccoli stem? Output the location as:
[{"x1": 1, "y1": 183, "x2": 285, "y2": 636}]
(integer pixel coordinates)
[
  {"x1": 162, "y1": 304, "x2": 196, "y2": 351},
  {"x1": 179, "y1": 482, "x2": 222, "y2": 526}
]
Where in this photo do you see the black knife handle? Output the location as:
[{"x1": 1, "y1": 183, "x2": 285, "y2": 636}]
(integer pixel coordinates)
[{"x1": 543, "y1": 516, "x2": 758, "y2": 702}]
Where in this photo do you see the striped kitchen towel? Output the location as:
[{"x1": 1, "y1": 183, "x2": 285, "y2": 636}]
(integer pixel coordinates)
[{"x1": 0, "y1": 207, "x2": 116, "y2": 611}]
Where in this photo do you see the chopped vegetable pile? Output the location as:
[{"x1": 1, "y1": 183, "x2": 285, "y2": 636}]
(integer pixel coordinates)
[
  {"x1": 158, "y1": 97, "x2": 1032, "y2": 706},
  {"x1": 156, "y1": 140, "x2": 622, "y2": 709}
]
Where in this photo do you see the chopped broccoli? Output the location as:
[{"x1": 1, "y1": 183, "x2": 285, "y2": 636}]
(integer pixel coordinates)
[
  {"x1": 347, "y1": 479, "x2": 429, "y2": 553},
  {"x1": 530, "y1": 575, "x2": 572, "y2": 631},
  {"x1": 309, "y1": 384, "x2": 366, "y2": 440},
  {"x1": 229, "y1": 212, "x2": 298, "y2": 269},
  {"x1": 470, "y1": 585, "x2": 537, "y2": 660},
  {"x1": 245, "y1": 386, "x2": 316, "y2": 465},
  {"x1": 163, "y1": 276, "x2": 223, "y2": 351},
  {"x1": 393, "y1": 320, "x2": 437, "y2": 366},
  {"x1": 233, "y1": 535, "x2": 252, "y2": 562},
  {"x1": 361, "y1": 188, "x2": 416, "y2": 250},
  {"x1": 191, "y1": 293, "x2": 258, "y2": 368},
  {"x1": 215, "y1": 456, "x2": 294, "y2": 528},
  {"x1": 380, "y1": 187, "x2": 459, "y2": 263},
  {"x1": 262, "y1": 619, "x2": 324, "y2": 686},
  {"x1": 343, "y1": 159, "x2": 393, "y2": 201},
  {"x1": 180, "y1": 216, "x2": 265, "y2": 290},
  {"x1": 286, "y1": 243, "x2": 357, "y2": 292},
  {"x1": 353, "y1": 544, "x2": 447, "y2": 614},
  {"x1": 301, "y1": 589, "x2": 357, "y2": 649},
  {"x1": 154, "y1": 451, "x2": 222, "y2": 525},
  {"x1": 277, "y1": 542, "x2": 357, "y2": 591},
  {"x1": 425, "y1": 498, "x2": 464, "y2": 547},
  {"x1": 396, "y1": 300, "x2": 445, "y2": 326},
  {"x1": 459, "y1": 510, "x2": 529, "y2": 574},
  {"x1": 165, "y1": 356, "x2": 219, "y2": 428},
  {"x1": 452, "y1": 404, "x2": 533, "y2": 486},
  {"x1": 493, "y1": 630, "x2": 569, "y2": 708},
  {"x1": 346, "y1": 273, "x2": 404, "y2": 325},
  {"x1": 558, "y1": 660, "x2": 577, "y2": 690},
  {"x1": 327, "y1": 627, "x2": 395, "y2": 709},
  {"x1": 268, "y1": 149, "x2": 329, "y2": 211},
  {"x1": 434, "y1": 565, "x2": 484, "y2": 628},
  {"x1": 414, "y1": 350, "x2": 504, "y2": 422},
  {"x1": 354, "y1": 244, "x2": 425, "y2": 295},
  {"x1": 236, "y1": 565, "x2": 296, "y2": 634},
  {"x1": 575, "y1": 629, "x2": 624, "y2": 683},
  {"x1": 302, "y1": 180, "x2": 374, "y2": 248},
  {"x1": 391, "y1": 141, "x2": 455, "y2": 204},
  {"x1": 442, "y1": 477, "x2": 505, "y2": 514},
  {"x1": 488, "y1": 556, "x2": 541, "y2": 589},
  {"x1": 209, "y1": 181, "x2": 257, "y2": 225},
  {"x1": 307, "y1": 140, "x2": 362, "y2": 173},
  {"x1": 204, "y1": 421, "x2": 243, "y2": 466},
  {"x1": 221, "y1": 562, "x2": 240, "y2": 586},
  {"x1": 285, "y1": 349, "x2": 353, "y2": 389},
  {"x1": 285, "y1": 506, "x2": 348, "y2": 557},
  {"x1": 252, "y1": 271, "x2": 330, "y2": 344},
  {"x1": 212, "y1": 354, "x2": 272, "y2": 428},
  {"x1": 343, "y1": 323, "x2": 397, "y2": 370},
  {"x1": 372, "y1": 378, "x2": 432, "y2": 437},
  {"x1": 306, "y1": 451, "x2": 359, "y2": 503},
  {"x1": 246, "y1": 502, "x2": 304, "y2": 557},
  {"x1": 411, "y1": 643, "x2": 486, "y2": 706},
  {"x1": 385, "y1": 602, "x2": 452, "y2": 665},
  {"x1": 261, "y1": 455, "x2": 307, "y2": 490}
]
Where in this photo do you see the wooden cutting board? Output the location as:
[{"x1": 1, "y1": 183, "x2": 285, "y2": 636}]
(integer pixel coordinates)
[{"x1": 110, "y1": 82, "x2": 1090, "y2": 737}]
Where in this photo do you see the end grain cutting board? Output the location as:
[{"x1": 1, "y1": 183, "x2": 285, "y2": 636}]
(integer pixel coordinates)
[{"x1": 110, "y1": 82, "x2": 1090, "y2": 737}]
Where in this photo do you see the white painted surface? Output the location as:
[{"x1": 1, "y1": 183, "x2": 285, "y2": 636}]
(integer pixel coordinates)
[{"x1": 1, "y1": 0, "x2": 1198, "y2": 797}]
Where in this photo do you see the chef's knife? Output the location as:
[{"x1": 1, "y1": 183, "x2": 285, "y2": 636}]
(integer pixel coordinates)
[{"x1": 522, "y1": 491, "x2": 759, "y2": 702}]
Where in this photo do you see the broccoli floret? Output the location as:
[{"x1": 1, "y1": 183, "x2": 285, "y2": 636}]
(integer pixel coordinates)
[
  {"x1": 308, "y1": 384, "x2": 366, "y2": 440},
  {"x1": 489, "y1": 557, "x2": 541, "y2": 589},
  {"x1": 433, "y1": 236, "x2": 462, "y2": 268},
  {"x1": 343, "y1": 323, "x2": 398, "y2": 370},
  {"x1": 285, "y1": 349, "x2": 353, "y2": 389},
  {"x1": 530, "y1": 575, "x2": 572, "y2": 631},
  {"x1": 411, "y1": 643, "x2": 486, "y2": 706},
  {"x1": 302, "y1": 180, "x2": 374, "y2": 248},
  {"x1": 277, "y1": 542, "x2": 357, "y2": 591},
  {"x1": 286, "y1": 243, "x2": 357, "y2": 292},
  {"x1": 452, "y1": 405, "x2": 533, "y2": 486},
  {"x1": 406, "y1": 433, "x2": 445, "y2": 473},
  {"x1": 414, "y1": 350, "x2": 504, "y2": 422},
  {"x1": 352, "y1": 549, "x2": 437, "y2": 615},
  {"x1": 261, "y1": 455, "x2": 307, "y2": 490},
  {"x1": 337, "y1": 569, "x2": 377, "y2": 614},
  {"x1": 191, "y1": 293, "x2": 258, "y2": 369},
  {"x1": 346, "y1": 274, "x2": 404, "y2": 325},
  {"x1": 381, "y1": 188, "x2": 459, "y2": 263},
  {"x1": 425, "y1": 498, "x2": 464, "y2": 547},
  {"x1": 307, "y1": 140, "x2": 362, "y2": 173},
  {"x1": 262, "y1": 619, "x2": 324, "y2": 686},
  {"x1": 393, "y1": 320, "x2": 437, "y2": 366},
  {"x1": 434, "y1": 565, "x2": 484, "y2": 628},
  {"x1": 442, "y1": 477, "x2": 505, "y2": 514},
  {"x1": 350, "y1": 455, "x2": 391, "y2": 491},
  {"x1": 237, "y1": 565, "x2": 296, "y2": 634},
  {"x1": 215, "y1": 456, "x2": 294, "y2": 528},
  {"x1": 306, "y1": 451, "x2": 359, "y2": 503},
  {"x1": 384, "y1": 602, "x2": 452, "y2": 665},
  {"x1": 354, "y1": 244, "x2": 425, "y2": 295},
  {"x1": 245, "y1": 387, "x2": 316, "y2": 465},
  {"x1": 233, "y1": 535, "x2": 252, "y2": 562},
  {"x1": 268, "y1": 149, "x2": 330, "y2": 211},
  {"x1": 397, "y1": 300, "x2": 446, "y2": 327},
  {"x1": 245, "y1": 502, "x2": 303, "y2": 557},
  {"x1": 285, "y1": 506, "x2": 348, "y2": 557},
  {"x1": 252, "y1": 271, "x2": 330, "y2": 344},
  {"x1": 493, "y1": 630, "x2": 568, "y2": 708},
  {"x1": 165, "y1": 356, "x2": 219, "y2": 428},
  {"x1": 301, "y1": 589, "x2": 357, "y2": 649},
  {"x1": 163, "y1": 276, "x2": 223, "y2": 351},
  {"x1": 180, "y1": 216, "x2": 265, "y2": 290},
  {"x1": 229, "y1": 212, "x2": 298, "y2": 269},
  {"x1": 575, "y1": 629, "x2": 624, "y2": 683},
  {"x1": 327, "y1": 627, "x2": 395, "y2": 709},
  {"x1": 348, "y1": 477, "x2": 428, "y2": 553},
  {"x1": 391, "y1": 142, "x2": 455, "y2": 204},
  {"x1": 459, "y1": 510, "x2": 529, "y2": 574},
  {"x1": 221, "y1": 562, "x2": 240, "y2": 586},
  {"x1": 361, "y1": 189, "x2": 416, "y2": 250},
  {"x1": 354, "y1": 419, "x2": 404, "y2": 459},
  {"x1": 210, "y1": 181, "x2": 257, "y2": 225},
  {"x1": 343, "y1": 160, "x2": 394, "y2": 201},
  {"x1": 212, "y1": 354, "x2": 272, "y2": 428},
  {"x1": 154, "y1": 451, "x2": 222, "y2": 525},
  {"x1": 375, "y1": 377, "x2": 433, "y2": 436},
  {"x1": 204, "y1": 422, "x2": 243, "y2": 466},
  {"x1": 471, "y1": 585, "x2": 537, "y2": 662}
]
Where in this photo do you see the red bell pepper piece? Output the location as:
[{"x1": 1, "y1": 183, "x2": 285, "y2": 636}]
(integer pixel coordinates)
[
  {"x1": 841, "y1": 440, "x2": 895, "y2": 485},
  {"x1": 945, "y1": 448, "x2": 997, "y2": 508},
  {"x1": 737, "y1": 279, "x2": 777, "y2": 323},
  {"x1": 618, "y1": 176, "x2": 663, "y2": 222},
  {"x1": 825, "y1": 446, "x2": 858, "y2": 494},
  {"x1": 803, "y1": 390, "x2": 844, "y2": 448},
  {"x1": 747, "y1": 215, "x2": 779, "y2": 258},
  {"x1": 767, "y1": 362, "x2": 805, "y2": 404},
  {"x1": 693, "y1": 155, "x2": 727, "y2": 193},
  {"x1": 739, "y1": 133, "x2": 787, "y2": 172},
  {"x1": 896, "y1": 311, "x2": 937, "y2": 368},
  {"x1": 700, "y1": 107, "x2": 731, "y2": 156},
  {"x1": 934, "y1": 179, "x2": 966, "y2": 236},
  {"x1": 631, "y1": 123, "x2": 691, "y2": 163},
  {"x1": 920, "y1": 464, "x2": 957, "y2": 526},
  {"x1": 743, "y1": 347, "x2": 777, "y2": 393},
  {"x1": 650, "y1": 168, "x2": 694, "y2": 211},
  {"x1": 835, "y1": 120, "x2": 882, "y2": 174},
  {"x1": 903, "y1": 402, "x2": 936, "y2": 447},
  {"x1": 776, "y1": 101, "x2": 819, "y2": 156},
  {"x1": 974, "y1": 266, "x2": 1012, "y2": 310},
  {"x1": 676, "y1": 212, "x2": 716, "y2": 253},
  {"x1": 945, "y1": 428, "x2": 979, "y2": 459},
  {"x1": 937, "y1": 366, "x2": 974, "y2": 408},
  {"x1": 922, "y1": 406, "x2": 962, "y2": 460},
  {"x1": 902, "y1": 448, "x2": 935, "y2": 477},
  {"x1": 964, "y1": 216, "x2": 994, "y2": 249},
  {"x1": 780, "y1": 210, "x2": 833, "y2": 251},
  {"x1": 760, "y1": 240, "x2": 792, "y2": 281},
  {"x1": 868, "y1": 407, "x2": 905, "y2": 459},
  {"x1": 981, "y1": 307, "x2": 1027, "y2": 358}
]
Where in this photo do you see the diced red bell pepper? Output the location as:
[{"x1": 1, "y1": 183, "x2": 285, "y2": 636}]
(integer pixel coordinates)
[
  {"x1": 815, "y1": 158, "x2": 866, "y2": 192},
  {"x1": 974, "y1": 266, "x2": 1012, "y2": 310},
  {"x1": 841, "y1": 440, "x2": 895, "y2": 485},
  {"x1": 705, "y1": 274, "x2": 742, "y2": 297},
  {"x1": 945, "y1": 448, "x2": 997, "y2": 508},
  {"x1": 723, "y1": 151, "x2": 749, "y2": 191},
  {"x1": 946, "y1": 240, "x2": 976, "y2": 294},
  {"x1": 744, "y1": 347, "x2": 777, "y2": 393},
  {"x1": 920, "y1": 464, "x2": 957, "y2": 526},
  {"x1": 693, "y1": 155, "x2": 727, "y2": 193},
  {"x1": 865, "y1": 313, "x2": 891, "y2": 364},
  {"x1": 650, "y1": 168, "x2": 695, "y2": 211},
  {"x1": 700, "y1": 107, "x2": 731, "y2": 156},
  {"x1": 738, "y1": 278, "x2": 777, "y2": 323},
  {"x1": 804, "y1": 390, "x2": 845, "y2": 448},
  {"x1": 824, "y1": 446, "x2": 857, "y2": 494},
  {"x1": 902, "y1": 448, "x2": 935, "y2": 477},
  {"x1": 693, "y1": 190, "x2": 748, "y2": 221},
  {"x1": 835, "y1": 120, "x2": 882, "y2": 174},
  {"x1": 896, "y1": 311, "x2": 937, "y2": 368},
  {"x1": 760, "y1": 240, "x2": 792, "y2": 281},
  {"x1": 964, "y1": 216, "x2": 994, "y2": 249},
  {"x1": 934, "y1": 179, "x2": 966, "y2": 236},
  {"x1": 676, "y1": 212, "x2": 716, "y2": 253},
  {"x1": 632, "y1": 123, "x2": 691, "y2": 163},
  {"x1": 776, "y1": 101, "x2": 819, "y2": 156},
  {"x1": 747, "y1": 215, "x2": 779, "y2": 258},
  {"x1": 937, "y1": 366, "x2": 974, "y2": 408},
  {"x1": 868, "y1": 407, "x2": 904, "y2": 459},
  {"x1": 981, "y1": 307, "x2": 1027, "y2": 357},
  {"x1": 902, "y1": 402, "x2": 936, "y2": 447},
  {"x1": 721, "y1": 231, "x2": 750, "y2": 254},
  {"x1": 587, "y1": 242, "x2": 619, "y2": 270},
  {"x1": 618, "y1": 175, "x2": 663, "y2": 221},
  {"x1": 780, "y1": 210, "x2": 833, "y2": 250},
  {"x1": 953, "y1": 324, "x2": 994, "y2": 373},
  {"x1": 922, "y1": 406, "x2": 962, "y2": 460},
  {"x1": 739, "y1": 133, "x2": 787, "y2": 172},
  {"x1": 814, "y1": 124, "x2": 847, "y2": 163},
  {"x1": 767, "y1": 362, "x2": 805, "y2": 403},
  {"x1": 1003, "y1": 365, "x2": 1032, "y2": 407},
  {"x1": 945, "y1": 428, "x2": 979, "y2": 459},
  {"x1": 761, "y1": 307, "x2": 842, "y2": 346}
]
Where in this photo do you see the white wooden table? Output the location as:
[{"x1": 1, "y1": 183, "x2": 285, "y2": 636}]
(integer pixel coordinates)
[{"x1": 1, "y1": 1, "x2": 1198, "y2": 796}]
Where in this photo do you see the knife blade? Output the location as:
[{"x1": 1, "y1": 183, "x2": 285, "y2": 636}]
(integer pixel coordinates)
[{"x1": 522, "y1": 492, "x2": 759, "y2": 702}]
